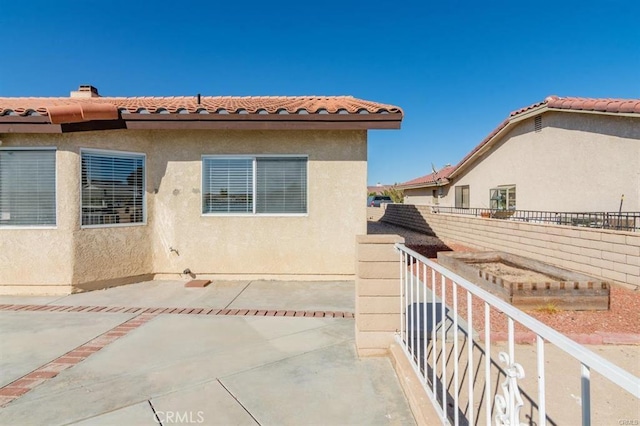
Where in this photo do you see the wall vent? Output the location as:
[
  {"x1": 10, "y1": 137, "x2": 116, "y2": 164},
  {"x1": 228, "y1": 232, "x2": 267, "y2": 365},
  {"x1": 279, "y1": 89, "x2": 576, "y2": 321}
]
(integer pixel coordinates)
[{"x1": 534, "y1": 115, "x2": 542, "y2": 132}]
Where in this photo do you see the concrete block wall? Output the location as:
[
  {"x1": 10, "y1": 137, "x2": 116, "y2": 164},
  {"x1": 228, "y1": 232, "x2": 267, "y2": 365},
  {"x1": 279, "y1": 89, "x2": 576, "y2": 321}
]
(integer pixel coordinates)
[
  {"x1": 355, "y1": 234, "x2": 404, "y2": 357},
  {"x1": 382, "y1": 204, "x2": 640, "y2": 289},
  {"x1": 377, "y1": 204, "x2": 434, "y2": 235}
]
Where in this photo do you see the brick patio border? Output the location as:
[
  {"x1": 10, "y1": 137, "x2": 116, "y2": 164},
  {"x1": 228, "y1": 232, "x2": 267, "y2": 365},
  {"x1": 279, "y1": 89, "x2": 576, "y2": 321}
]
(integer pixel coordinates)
[
  {"x1": 0, "y1": 313, "x2": 158, "y2": 407},
  {"x1": 0, "y1": 304, "x2": 354, "y2": 319},
  {"x1": 0, "y1": 304, "x2": 354, "y2": 407}
]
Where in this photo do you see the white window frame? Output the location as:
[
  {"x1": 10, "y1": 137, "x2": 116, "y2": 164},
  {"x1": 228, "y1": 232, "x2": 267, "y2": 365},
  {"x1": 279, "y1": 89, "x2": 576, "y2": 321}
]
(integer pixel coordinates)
[
  {"x1": 80, "y1": 148, "x2": 147, "y2": 229},
  {"x1": 201, "y1": 154, "x2": 309, "y2": 217},
  {"x1": 0, "y1": 147, "x2": 58, "y2": 229},
  {"x1": 490, "y1": 184, "x2": 516, "y2": 211}
]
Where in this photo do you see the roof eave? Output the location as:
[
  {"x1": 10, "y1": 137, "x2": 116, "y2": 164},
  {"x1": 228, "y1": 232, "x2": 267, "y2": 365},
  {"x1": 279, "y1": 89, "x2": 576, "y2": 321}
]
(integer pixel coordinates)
[
  {"x1": 449, "y1": 104, "x2": 640, "y2": 180},
  {"x1": 448, "y1": 106, "x2": 548, "y2": 179},
  {"x1": 545, "y1": 108, "x2": 640, "y2": 119},
  {"x1": 0, "y1": 113, "x2": 403, "y2": 133},
  {"x1": 398, "y1": 179, "x2": 450, "y2": 190}
]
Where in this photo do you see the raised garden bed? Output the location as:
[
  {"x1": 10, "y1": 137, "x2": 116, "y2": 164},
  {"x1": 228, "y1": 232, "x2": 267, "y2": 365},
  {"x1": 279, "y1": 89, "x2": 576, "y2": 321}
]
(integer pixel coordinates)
[{"x1": 437, "y1": 251, "x2": 610, "y2": 311}]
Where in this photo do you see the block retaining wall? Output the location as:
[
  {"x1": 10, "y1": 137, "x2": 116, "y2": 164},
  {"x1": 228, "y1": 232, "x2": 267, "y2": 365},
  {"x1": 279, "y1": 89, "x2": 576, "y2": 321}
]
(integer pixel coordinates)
[{"x1": 381, "y1": 204, "x2": 640, "y2": 289}]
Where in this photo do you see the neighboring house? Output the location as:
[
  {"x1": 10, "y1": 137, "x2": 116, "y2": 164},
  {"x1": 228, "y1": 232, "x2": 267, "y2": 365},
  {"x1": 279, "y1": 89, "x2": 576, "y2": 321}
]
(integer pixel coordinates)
[
  {"x1": 367, "y1": 184, "x2": 393, "y2": 195},
  {"x1": 399, "y1": 96, "x2": 640, "y2": 212},
  {"x1": 399, "y1": 165, "x2": 455, "y2": 206},
  {"x1": 0, "y1": 85, "x2": 403, "y2": 295}
]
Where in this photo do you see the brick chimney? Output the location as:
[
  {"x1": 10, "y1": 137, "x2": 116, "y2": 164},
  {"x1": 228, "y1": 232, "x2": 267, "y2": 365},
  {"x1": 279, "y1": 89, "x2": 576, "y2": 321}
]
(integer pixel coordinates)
[{"x1": 70, "y1": 85, "x2": 100, "y2": 98}]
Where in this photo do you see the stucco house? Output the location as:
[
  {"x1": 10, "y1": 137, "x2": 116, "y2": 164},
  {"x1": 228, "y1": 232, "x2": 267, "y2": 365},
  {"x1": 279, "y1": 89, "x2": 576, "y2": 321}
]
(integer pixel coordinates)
[
  {"x1": 0, "y1": 85, "x2": 403, "y2": 295},
  {"x1": 367, "y1": 184, "x2": 394, "y2": 195},
  {"x1": 400, "y1": 96, "x2": 640, "y2": 212},
  {"x1": 398, "y1": 164, "x2": 456, "y2": 206}
]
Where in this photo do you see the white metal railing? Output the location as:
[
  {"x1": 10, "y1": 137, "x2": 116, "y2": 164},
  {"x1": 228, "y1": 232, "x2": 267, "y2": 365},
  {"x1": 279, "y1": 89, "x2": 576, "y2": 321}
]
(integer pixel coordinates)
[{"x1": 395, "y1": 243, "x2": 640, "y2": 426}]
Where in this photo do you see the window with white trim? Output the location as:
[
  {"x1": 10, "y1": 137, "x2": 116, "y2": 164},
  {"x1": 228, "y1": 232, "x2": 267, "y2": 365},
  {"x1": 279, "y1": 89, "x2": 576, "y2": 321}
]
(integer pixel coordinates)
[
  {"x1": 0, "y1": 149, "x2": 56, "y2": 226},
  {"x1": 81, "y1": 150, "x2": 145, "y2": 226},
  {"x1": 490, "y1": 185, "x2": 516, "y2": 210},
  {"x1": 202, "y1": 156, "x2": 307, "y2": 215}
]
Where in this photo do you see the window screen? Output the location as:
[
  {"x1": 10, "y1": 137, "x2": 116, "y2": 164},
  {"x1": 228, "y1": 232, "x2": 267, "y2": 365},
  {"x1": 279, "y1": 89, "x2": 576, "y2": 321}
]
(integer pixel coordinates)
[
  {"x1": 202, "y1": 156, "x2": 307, "y2": 215},
  {"x1": 0, "y1": 149, "x2": 56, "y2": 226},
  {"x1": 202, "y1": 158, "x2": 253, "y2": 213},
  {"x1": 81, "y1": 150, "x2": 145, "y2": 226},
  {"x1": 256, "y1": 158, "x2": 307, "y2": 214}
]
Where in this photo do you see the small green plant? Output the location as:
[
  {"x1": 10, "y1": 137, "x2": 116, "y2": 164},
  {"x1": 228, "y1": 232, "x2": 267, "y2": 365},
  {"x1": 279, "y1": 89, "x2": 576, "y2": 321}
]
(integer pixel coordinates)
[
  {"x1": 383, "y1": 186, "x2": 404, "y2": 204},
  {"x1": 535, "y1": 302, "x2": 560, "y2": 314}
]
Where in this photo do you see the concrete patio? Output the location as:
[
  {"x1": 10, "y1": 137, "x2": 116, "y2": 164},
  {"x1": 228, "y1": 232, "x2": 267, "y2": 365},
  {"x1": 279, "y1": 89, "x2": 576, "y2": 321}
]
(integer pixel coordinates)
[{"x1": 0, "y1": 280, "x2": 415, "y2": 425}]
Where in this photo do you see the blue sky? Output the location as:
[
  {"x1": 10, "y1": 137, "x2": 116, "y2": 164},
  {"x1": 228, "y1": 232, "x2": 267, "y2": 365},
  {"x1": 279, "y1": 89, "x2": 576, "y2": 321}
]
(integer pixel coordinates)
[{"x1": 1, "y1": 1, "x2": 638, "y2": 185}]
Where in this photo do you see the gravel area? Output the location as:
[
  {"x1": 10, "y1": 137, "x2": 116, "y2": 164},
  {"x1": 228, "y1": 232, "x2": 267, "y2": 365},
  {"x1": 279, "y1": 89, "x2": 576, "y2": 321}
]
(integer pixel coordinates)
[
  {"x1": 369, "y1": 219, "x2": 640, "y2": 337},
  {"x1": 529, "y1": 285, "x2": 639, "y2": 334},
  {"x1": 435, "y1": 275, "x2": 639, "y2": 336},
  {"x1": 367, "y1": 220, "x2": 473, "y2": 257},
  {"x1": 367, "y1": 220, "x2": 443, "y2": 245}
]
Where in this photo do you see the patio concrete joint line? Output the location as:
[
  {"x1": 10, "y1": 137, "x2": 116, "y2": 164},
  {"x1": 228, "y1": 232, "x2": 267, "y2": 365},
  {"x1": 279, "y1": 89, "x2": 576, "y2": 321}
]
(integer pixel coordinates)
[
  {"x1": 223, "y1": 280, "x2": 254, "y2": 309},
  {"x1": 217, "y1": 379, "x2": 262, "y2": 426},
  {"x1": 0, "y1": 312, "x2": 159, "y2": 408},
  {"x1": 148, "y1": 399, "x2": 163, "y2": 426}
]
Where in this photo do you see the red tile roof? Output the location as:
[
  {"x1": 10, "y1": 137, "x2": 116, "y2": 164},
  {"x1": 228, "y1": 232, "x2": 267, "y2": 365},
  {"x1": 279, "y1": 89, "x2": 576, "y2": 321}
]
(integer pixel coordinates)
[
  {"x1": 451, "y1": 95, "x2": 640, "y2": 178},
  {"x1": 398, "y1": 165, "x2": 455, "y2": 188},
  {"x1": 0, "y1": 96, "x2": 402, "y2": 118},
  {"x1": 512, "y1": 95, "x2": 640, "y2": 116}
]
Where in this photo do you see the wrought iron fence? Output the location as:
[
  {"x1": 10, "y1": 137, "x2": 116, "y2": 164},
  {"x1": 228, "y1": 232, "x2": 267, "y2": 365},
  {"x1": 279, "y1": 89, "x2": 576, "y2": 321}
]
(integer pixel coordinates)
[
  {"x1": 396, "y1": 243, "x2": 640, "y2": 425},
  {"x1": 432, "y1": 207, "x2": 640, "y2": 232}
]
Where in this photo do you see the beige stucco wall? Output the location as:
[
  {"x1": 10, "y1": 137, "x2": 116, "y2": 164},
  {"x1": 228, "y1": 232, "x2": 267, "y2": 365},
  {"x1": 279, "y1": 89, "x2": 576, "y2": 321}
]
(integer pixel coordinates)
[
  {"x1": 417, "y1": 112, "x2": 640, "y2": 211},
  {"x1": 403, "y1": 187, "x2": 432, "y2": 206},
  {"x1": 148, "y1": 130, "x2": 367, "y2": 278},
  {"x1": 0, "y1": 129, "x2": 367, "y2": 294},
  {"x1": 404, "y1": 186, "x2": 449, "y2": 206},
  {"x1": 0, "y1": 141, "x2": 76, "y2": 294}
]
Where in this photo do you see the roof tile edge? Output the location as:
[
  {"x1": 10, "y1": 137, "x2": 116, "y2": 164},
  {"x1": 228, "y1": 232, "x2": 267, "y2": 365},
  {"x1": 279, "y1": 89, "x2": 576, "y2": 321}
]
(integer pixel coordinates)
[{"x1": 0, "y1": 95, "x2": 403, "y2": 120}]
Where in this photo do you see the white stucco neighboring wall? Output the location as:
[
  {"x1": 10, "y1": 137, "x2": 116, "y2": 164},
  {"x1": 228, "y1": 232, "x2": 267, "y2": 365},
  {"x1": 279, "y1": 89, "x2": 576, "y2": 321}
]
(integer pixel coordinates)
[
  {"x1": 0, "y1": 129, "x2": 367, "y2": 294},
  {"x1": 437, "y1": 112, "x2": 640, "y2": 211},
  {"x1": 403, "y1": 187, "x2": 433, "y2": 206},
  {"x1": 404, "y1": 186, "x2": 450, "y2": 206}
]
